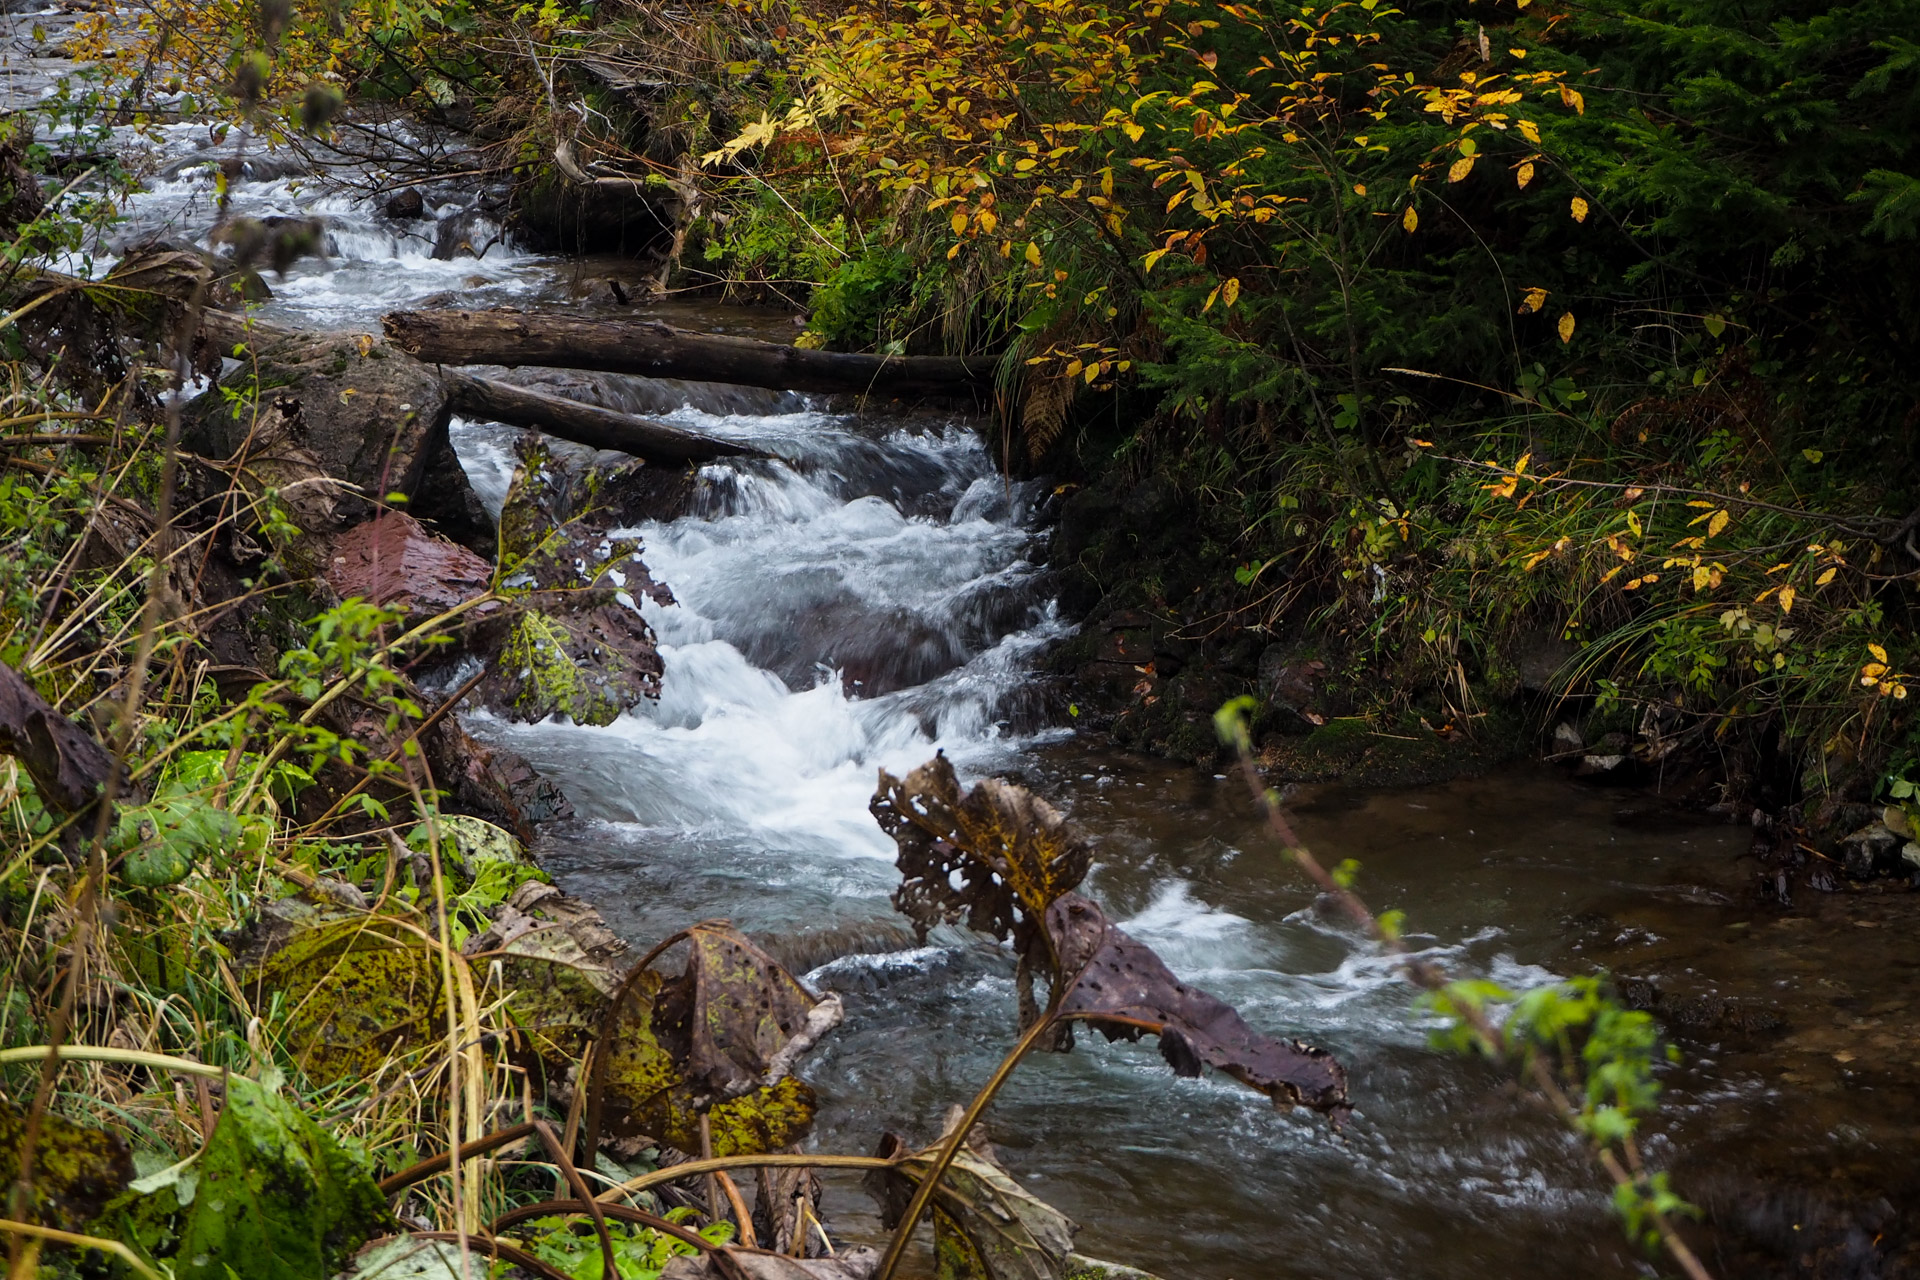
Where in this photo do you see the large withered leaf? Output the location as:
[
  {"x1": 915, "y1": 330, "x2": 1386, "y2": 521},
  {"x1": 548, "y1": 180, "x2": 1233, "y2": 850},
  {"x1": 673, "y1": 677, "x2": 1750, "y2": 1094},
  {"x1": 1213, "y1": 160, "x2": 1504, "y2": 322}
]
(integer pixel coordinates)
[
  {"x1": 1046, "y1": 893, "x2": 1350, "y2": 1121},
  {"x1": 871, "y1": 753, "x2": 1092, "y2": 945},
  {"x1": 478, "y1": 927, "x2": 619, "y2": 1064},
  {"x1": 595, "y1": 924, "x2": 840, "y2": 1156},
  {"x1": 250, "y1": 918, "x2": 446, "y2": 1085},
  {"x1": 0, "y1": 1100, "x2": 133, "y2": 1230},
  {"x1": 866, "y1": 1130, "x2": 1074, "y2": 1280}
]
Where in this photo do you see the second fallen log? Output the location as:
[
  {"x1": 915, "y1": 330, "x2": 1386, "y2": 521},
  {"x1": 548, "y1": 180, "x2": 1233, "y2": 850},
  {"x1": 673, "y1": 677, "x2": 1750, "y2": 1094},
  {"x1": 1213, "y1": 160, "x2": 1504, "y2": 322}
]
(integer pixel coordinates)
[
  {"x1": 444, "y1": 374, "x2": 762, "y2": 463},
  {"x1": 384, "y1": 309, "x2": 995, "y2": 398}
]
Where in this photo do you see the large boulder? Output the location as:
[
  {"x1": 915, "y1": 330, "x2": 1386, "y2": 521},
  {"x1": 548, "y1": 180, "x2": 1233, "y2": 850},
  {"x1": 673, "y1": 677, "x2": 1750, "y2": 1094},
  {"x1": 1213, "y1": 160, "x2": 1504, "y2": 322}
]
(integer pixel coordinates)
[{"x1": 182, "y1": 314, "x2": 478, "y2": 549}]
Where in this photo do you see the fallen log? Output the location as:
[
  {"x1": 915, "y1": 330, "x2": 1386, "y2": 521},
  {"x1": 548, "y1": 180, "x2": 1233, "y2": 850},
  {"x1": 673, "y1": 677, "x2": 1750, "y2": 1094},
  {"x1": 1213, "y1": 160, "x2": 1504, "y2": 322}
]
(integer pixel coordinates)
[
  {"x1": 443, "y1": 373, "x2": 762, "y2": 463},
  {"x1": 383, "y1": 309, "x2": 996, "y2": 399},
  {"x1": 194, "y1": 310, "x2": 762, "y2": 468}
]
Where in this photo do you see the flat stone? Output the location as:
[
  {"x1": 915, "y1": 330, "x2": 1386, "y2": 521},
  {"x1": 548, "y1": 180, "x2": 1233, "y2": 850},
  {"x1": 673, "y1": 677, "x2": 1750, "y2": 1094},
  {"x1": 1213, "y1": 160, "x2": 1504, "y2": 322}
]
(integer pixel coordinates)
[{"x1": 325, "y1": 511, "x2": 492, "y2": 616}]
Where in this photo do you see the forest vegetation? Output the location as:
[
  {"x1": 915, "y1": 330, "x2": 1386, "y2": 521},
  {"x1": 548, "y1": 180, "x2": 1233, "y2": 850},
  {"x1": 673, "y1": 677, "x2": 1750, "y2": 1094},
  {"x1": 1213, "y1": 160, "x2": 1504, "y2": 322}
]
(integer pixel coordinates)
[{"x1": 0, "y1": 0, "x2": 1910, "y2": 1273}]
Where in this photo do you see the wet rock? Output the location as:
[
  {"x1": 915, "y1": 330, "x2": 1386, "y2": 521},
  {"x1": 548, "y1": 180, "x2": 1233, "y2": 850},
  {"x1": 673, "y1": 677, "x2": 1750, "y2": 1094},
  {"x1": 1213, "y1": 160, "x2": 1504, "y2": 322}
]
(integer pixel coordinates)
[
  {"x1": 430, "y1": 207, "x2": 499, "y2": 260},
  {"x1": 409, "y1": 424, "x2": 499, "y2": 558},
  {"x1": 1837, "y1": 821, "x2": 1912, "y2": 880},
  {"x1": 382, "y1": 188, "x2": 424, "y2": 220},
  {"x1": 573, "y1": 275, "x2": 633, "y2": 306},
  {"x1": 1514, "y1": 627, "x2": 1577, "y2": 693},
  {"x1": 1551, "y1": 720, "x2": 1584, "y2": 753},
  {"x1": 323, "y1": 511, "x2": 492, "y2": 620},
  {"x1": 1257, "y1": 643, "x2": 1331, "y2": 730},
  {"x1": 427, "y1": 718, "x2": 573, "y2": 844},
  {"x1": 115, "y1": 235, "x2": 273, "y2": 307},
  {"x1": 472, "y1": 438, "x2": 671, "y2": 725},
  {"x1": 508, "y1": 176, "x2": 682, "y2": 259},
  {"x1": 182, "y1": 316, "x2": 474, "y2": 536},
  {"x1": 1120, "y1": 473, "x2": 1181, "y2": 534}
]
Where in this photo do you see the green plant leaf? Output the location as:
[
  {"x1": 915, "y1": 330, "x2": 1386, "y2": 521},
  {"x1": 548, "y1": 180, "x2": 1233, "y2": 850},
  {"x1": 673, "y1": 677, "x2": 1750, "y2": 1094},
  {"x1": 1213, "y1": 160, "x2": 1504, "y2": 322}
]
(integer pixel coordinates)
[{"x1": 169, "y1": 1074, "x2": 392, "y2": 1279}]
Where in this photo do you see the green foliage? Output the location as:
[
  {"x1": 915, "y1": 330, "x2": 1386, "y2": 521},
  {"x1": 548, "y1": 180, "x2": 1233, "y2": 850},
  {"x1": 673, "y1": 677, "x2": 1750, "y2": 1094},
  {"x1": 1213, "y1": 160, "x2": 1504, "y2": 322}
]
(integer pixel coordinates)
[
  {"x1": 807, "y1": 245, "x2": 915, "y2": 349},
  {"x1": 502, "y1": 1211, "x2": 732, "y2": 1279},
  {"x1": 108, "y1": 1075, "x2": 392, "y2": 1278}
]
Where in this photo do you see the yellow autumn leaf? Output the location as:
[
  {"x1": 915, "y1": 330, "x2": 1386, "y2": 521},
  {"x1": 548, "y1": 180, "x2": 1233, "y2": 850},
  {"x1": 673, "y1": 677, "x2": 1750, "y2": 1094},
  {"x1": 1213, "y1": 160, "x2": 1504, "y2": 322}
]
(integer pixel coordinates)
[
  {"x1": 1870, "y1": 643, "x2": 1889, "y2": 663},
  {"x1": 1570, "y1": 196, "x2": 1590, "y2": 222},
  {"x1": 1816, "y1": 567, "x2": 1837, "y2": 586},
  {"x1": 1519, "y1": 286, "x2": 1548, "y2": 314},
  {"x1": 1402, "y1": 205, "x2": 1418, "y2": 232},
  {"x1": 1518, "y1": 119, "x2": 1540, "y2": 143},
  {"x1": 1203, "y1": 285, "x2": 1221, "y2": 311},
  {"x1": 1221, "y1": 277, "x2": 1241, "y2": 307},
  {"x1": 1122, "y1": 121, "x2": 1145, "y2": 143},
  {"x1": 1026, "y1": 241, "x2": 1043, "y2": 266},
  {"x1": 1065, "y1": 360, "x2": 1083, "y2": 377},
  {"x1": 1778, "y1": 585, "x2": 1796, "y2": 614},
  {"x1": 950, "y1": 211, "x2": 969, "y2": 235},
  {"x1": 978, "y1": 209, "x2": 998, "y2": 233},
  {"x1": 1692, "y1": 565, "x2": 1711, "y2": 592},
  {"x1": 1560, "y1": 84, "x2": 1585, "y2": 114},
  {"x1": 1448, "y1": 156, "x2": 1475, "y2": 183},
  {"x1": 1085, "y1": 362, "x2": 1101, "y2": 384},
  {"x1": 1707, "y1": 509, "x2": 1729, "y2": 537},
  {"x1": 1517, "y1": 162, "x2": 1535, "y2": 188},
  {"x1": 1557, "y1": 311, "x2": 1576, "y2": 343}
]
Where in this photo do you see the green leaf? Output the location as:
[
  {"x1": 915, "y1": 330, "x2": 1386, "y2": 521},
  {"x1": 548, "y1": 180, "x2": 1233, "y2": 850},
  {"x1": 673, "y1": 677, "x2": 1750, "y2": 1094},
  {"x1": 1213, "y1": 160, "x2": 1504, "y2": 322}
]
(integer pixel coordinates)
[{"x1": 170, "y1": 1075, "x2": 392, "y2": 1279}]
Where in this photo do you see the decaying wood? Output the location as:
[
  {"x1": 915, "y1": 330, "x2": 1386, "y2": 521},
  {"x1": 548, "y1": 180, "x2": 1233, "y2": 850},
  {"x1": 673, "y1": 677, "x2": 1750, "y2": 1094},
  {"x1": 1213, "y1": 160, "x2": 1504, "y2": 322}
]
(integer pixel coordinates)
[
  {"x1": 191, "y1": 310, "x2": 764, "y2": 467},
  {"x1": 383, "y1": 309, "x2": 996, "y2": 398},
  {"x1": 443, "y1": 372, "x2": 762, "y2": 463},
  {"x1": 0, "y1": 661, "x2": 118, "y2": 814}
]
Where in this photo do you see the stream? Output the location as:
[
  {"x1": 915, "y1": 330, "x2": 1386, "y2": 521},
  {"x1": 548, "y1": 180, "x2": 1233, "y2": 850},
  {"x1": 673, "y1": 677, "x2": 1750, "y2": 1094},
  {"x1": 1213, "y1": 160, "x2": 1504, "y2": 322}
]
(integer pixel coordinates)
[{"x1": 72, "y1": 114, "x2": 1920, "y2": 1278}]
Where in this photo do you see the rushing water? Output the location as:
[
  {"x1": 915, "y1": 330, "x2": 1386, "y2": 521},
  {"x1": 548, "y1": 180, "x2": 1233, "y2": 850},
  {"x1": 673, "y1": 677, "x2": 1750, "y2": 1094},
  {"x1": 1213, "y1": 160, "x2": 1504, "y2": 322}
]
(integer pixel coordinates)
[{"x1": 96, "y1": 120, "x2": 1920, "y2": 1278}]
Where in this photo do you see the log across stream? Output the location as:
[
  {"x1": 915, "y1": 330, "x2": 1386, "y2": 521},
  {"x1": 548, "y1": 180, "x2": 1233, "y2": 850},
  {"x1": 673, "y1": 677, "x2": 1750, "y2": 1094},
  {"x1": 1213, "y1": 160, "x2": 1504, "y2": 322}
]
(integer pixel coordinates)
[{"x1": 105, "y1": 121, "x2": 1920, "y2": 1279}]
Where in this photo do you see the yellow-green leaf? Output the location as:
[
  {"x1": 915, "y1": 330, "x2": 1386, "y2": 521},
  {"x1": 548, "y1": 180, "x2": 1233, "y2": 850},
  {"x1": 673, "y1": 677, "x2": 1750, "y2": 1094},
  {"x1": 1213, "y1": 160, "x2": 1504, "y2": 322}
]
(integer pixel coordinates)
[{"x1": 1221, "y1": 277, "x2": 1241, "y2": 307}]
